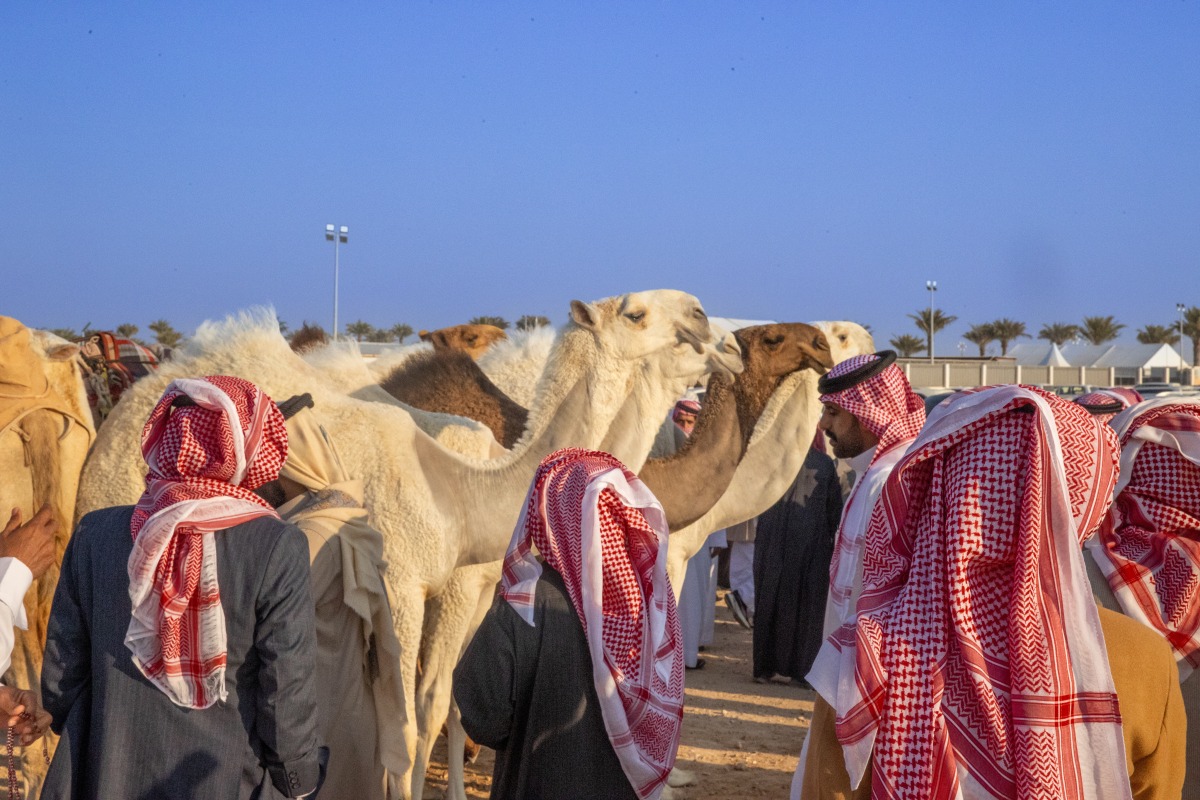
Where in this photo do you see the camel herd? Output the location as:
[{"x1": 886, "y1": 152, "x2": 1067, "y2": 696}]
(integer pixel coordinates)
[{"x1": 1, "y1": 291, "x2": 873, "y2": 799}]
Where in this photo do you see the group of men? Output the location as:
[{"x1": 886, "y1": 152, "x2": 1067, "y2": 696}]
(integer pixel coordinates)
[
  {"x1": 790, "y1": 351, "x2": 1196, "y2": 800},
  {"x1": 0, "y1": 349, "x2": 1197, "y2": 800}
]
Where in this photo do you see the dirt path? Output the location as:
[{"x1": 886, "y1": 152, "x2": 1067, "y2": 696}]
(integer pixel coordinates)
[{"x1": 424, "y1": 589, "x2": 816, "y2": 799}]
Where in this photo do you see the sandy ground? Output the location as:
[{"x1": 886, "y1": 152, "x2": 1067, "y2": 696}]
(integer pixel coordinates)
[{"x1": 423, "y1": 589, "x2": 816, "y2": 799}]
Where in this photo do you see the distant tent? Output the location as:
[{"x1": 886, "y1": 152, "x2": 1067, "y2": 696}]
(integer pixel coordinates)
[{"x1": 1040, "y1": 343, "x2": 1070, "y2": 367}]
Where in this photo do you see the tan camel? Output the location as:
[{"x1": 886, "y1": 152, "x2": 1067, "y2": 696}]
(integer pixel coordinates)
[
  {"x1": 0, "y1": 319, "x2": 95, "y2": 797},
  {"x1": 663, "y1": 320, "x2": 875, "y2": 595},
  {"x1": 380, "y1": 350, "x2": 529, "y2": 449},
  {"x1": 418, "y1": 323, "x2": 508, "y2": 360},
  {"x1": 407, "y1": 324, "x2": 834, "y2": 800},
  {"x1": 75, "y1": 292, "x2": 717, "y2": 797}
]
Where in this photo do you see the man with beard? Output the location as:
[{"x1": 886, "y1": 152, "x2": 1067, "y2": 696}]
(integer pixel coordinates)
[
  {"x1": 810, "y1": 386, "x2": 1183, "y2": 800},
  {"x1": 789, "y1": 351, "x2": 926, "y2": 799}
]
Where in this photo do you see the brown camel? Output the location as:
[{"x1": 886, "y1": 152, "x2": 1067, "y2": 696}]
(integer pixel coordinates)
[
  {"x1": 638, "y1": 322, "x2": 832, "y2": 530},
  {"x1": 418, "y1": 324, "x2": 507, "y2": 360},
  {"x1": 380, "y1": 350, "x2": 529, "y2": 449}
]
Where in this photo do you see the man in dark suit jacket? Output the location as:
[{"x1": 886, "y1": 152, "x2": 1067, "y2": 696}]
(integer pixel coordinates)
[{"x1": 41, "y1": 376, "x2": 323, "y2": 799}]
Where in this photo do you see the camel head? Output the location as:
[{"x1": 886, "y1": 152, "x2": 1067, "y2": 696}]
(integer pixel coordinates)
[
  {"x1": 811, "y1": 321, "x2": 874, "y2": 365},
  {"x1": 568, "y1": 289, "x2": 713, "y2": 361},
  {"x1": 419, "y1": 324, "x2": 508, "y2": 360},
  {"x1": 734, "y1": 323, "x2": 834, "y2": 381}
]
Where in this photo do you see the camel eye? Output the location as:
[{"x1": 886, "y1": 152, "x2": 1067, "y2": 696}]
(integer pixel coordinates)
[
  {"x1": 764, "y1": 335, "x2": 784, "y2": 347},
  {"x1": 625, "y1": 311, "x2": 646, "y2": 323}
]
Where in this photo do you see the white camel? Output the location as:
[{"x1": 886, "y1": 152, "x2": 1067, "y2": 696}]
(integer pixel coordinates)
[
  {"x1": 476, "y1": 325, "x2": 558, "y2": 407},
  {"x1": 663, "y1": 320, "x2": 874, "y2": 593},
  {"x1": 75, "y1": 291, "x2": 718, "y2": 797},
  {"x1": 429, "y1": 321, "x2": 869, "y2": 800},
  {"x1": 409, "y1": 332, "x2": 744, "y2": 799}
]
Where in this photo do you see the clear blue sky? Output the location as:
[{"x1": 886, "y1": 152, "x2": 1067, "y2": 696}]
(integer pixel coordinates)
[{"x1": 3, "y1": 3, "x2": 1197, "y2": 353}]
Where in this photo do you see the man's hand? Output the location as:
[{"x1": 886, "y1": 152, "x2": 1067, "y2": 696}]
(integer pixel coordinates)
[
  {"x1": 0, "y1": 686, "x2": 50, "y2": 746},
  {"x1": 0, "y1": 505, "x2": 57, "y2": 580}
]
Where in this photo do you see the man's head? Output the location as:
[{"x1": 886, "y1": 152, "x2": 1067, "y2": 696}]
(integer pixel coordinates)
[
  {"x1": 672, "y1": 398, "x2": 701, "y2": 437},
  {"x1": 816, "y1": 350, "x2": 925, "y2": 462}
]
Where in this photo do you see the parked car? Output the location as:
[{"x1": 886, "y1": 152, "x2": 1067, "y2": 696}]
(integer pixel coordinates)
[{"x1": 1132, "y1": 382, "x2": 1182, "y2": 397}]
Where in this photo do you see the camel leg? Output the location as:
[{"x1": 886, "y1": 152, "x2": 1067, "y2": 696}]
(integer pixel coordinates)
[
  {"x1": 388, "y1": 583, "x2": 427, "y2": 800},
  {"x1": 412, "y1": 564, "x2": 499, "y2": 800},
  {"x1": 446, "y1": 702, "x2": 472, "y2": 800},
  {"x1": 445, "y1": 574, "x2": 500, "y2": 800}
]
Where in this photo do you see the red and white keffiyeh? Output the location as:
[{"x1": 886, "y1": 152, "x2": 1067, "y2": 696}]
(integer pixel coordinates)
[
  {"x1": 126, "y1": 376, "x2": 288, "y2": 709},
  {"x1": 1074, "y1": 390, "x2": 1138, "y2": 423},
  {"x1": 819, "y1": 354, "x2": 926, "y2": 467},
  {"x1": 500, "y1": 448, "x2": 683, "y2": 800},
  {"x1": 1086, "y1": 395, "x2": 1200, "y2": 677},
  {"x1": 826, "y1": 386, "x2": 1128, "y2": 800}
]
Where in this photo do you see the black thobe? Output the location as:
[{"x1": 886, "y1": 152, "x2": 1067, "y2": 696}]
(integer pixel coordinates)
[
  {"x1": 752, "y1": 448, "x2": 843, "y2": 682},
  {"x1": 453, "y1": 567, "x2": 639, "y2": 800}
]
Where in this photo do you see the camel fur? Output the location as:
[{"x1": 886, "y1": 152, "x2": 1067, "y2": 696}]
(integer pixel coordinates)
[
  {"x1": 475, "y1": 325, "x2": 558, "y2": 407},
  {"x1": 418, "y1": 324, "x2": 508, "y2": 360},
  {"x1": 75, "y1": 293, "x2": 717, "y2": 798},
  {"x1": 380, "y1": 351, "x2": 529, "y2": 449},
  {"x1": 0, "y1": 321, "x2": 95, "y2": 798}
]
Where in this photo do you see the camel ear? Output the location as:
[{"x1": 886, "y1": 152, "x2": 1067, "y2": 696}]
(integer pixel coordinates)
[
  {"x1": 569, "y1": 300, "x2": 599, "y2": 331},
  {"x1": 418, "y1": 330, "x2": 431, "y2": 342}
]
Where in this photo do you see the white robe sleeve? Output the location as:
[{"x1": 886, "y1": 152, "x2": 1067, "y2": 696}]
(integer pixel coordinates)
[{"x1": 0, "y1": 556, "x2": 33, "y2": 678}]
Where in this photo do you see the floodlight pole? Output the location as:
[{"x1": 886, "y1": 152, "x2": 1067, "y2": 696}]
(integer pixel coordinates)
[
  {"x1": 1179, "y1": 303, "x2": 1187, "y2": 379},
  {"x1": 326, "y1": 224, "x2": 349, "y2": 341},
  {"x1": 926, "y1": 280, "x2": 937, "y2": 364}
]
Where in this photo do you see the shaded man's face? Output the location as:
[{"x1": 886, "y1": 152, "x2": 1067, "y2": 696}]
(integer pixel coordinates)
[
  {"x1": 818, "y1": 402, "x2": 878, "y2": 459},
  {"x1": 674, "y1": 412, "x2": 697, "y2": 436}
]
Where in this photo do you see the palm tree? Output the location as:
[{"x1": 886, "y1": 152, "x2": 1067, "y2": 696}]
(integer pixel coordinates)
[
  {"x1": 468, "y1": 315, "x2": 510, "y2": 330},
  {"x1": 990, "y1": 318, "x2": 1030, "y2": 356},
  {"x1": 1038, "y1": 323, "x2": 1080, "y2": 346},
  {"x1": 963, "y1": 323, "x2": 996, "y2": 357},
  {"x1": 148, "y1": 319, "x2": 183, "y2": 348},
  {"x1": 116, "y1": 323, "x2": 139, "y2": 339},
  {"x1": 344, "y1": 320, "x2": 374, "y2": 342},
  {"x1": 888, "y1": 334, "x2": 926, "y2": 358},
  {"x1": 1079, "y1": 316, "x2": 1125, "y2": 346},
  {"x1": 516, "y1": 315, "x2": 551, "y2": 331},
  {"x1": 1136, "y1": 324, "x2": 1180, "y2": 345},
  {"x1": 389, "y1": 323, "x2": 414, "y2": 343},
  {"x1": 1181, "y1": 306, "x2": 1200, "y2": 368},
  {"x1": 907, "y1": 309, "x2": 957, "y2": 357}
]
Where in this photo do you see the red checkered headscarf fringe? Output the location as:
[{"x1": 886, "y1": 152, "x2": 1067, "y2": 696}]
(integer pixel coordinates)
[
  {"x1": 126, "y1": 376, "x2": 288, "y2": 709},
  {"x1": 500, "y1": 449, "x2": 683, "y2": 800},
  {"x1": 1087, "y1": 396, "x2": 1200, "y2": 678},
  {"x1": 818, "y1": 355, "x2": 926, "y2": 466},
  {"x1": 825, "y1": 386, "x2": 1127, "y2": 800}
]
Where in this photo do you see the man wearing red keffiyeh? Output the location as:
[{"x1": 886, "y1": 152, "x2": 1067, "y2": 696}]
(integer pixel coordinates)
[
  {"x1": 41, "y1": 376, "x2": 325, "y2": 799},
  {"x1": 810, "y1": 386, "x2": 1184, "y2": 800},
  {"x1": 792, "y1": 351, "x2": 926, "y2": 799},
  {"x1": 1086, "y1": 394, "x2": 1200, "y2": 796},
  {"x1": 454, "y1": 448, "x2": 684, "y2": 800}
]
